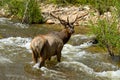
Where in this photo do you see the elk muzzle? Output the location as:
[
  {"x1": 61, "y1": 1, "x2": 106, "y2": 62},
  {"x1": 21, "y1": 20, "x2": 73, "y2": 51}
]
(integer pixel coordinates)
[{"x1": 69, "y1": 28, "x2": 75, "y2": 34}]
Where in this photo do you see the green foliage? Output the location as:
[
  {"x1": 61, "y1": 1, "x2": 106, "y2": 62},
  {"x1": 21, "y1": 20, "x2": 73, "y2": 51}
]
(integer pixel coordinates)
[
  {"x1": 27, "y1": 0, "x2": 44, "y2": 23},
  {"x1": 114, "y1": 0, "x2": 120, "y2": 19},
  {"x1": 0, "y1": 1, "x2": 3, "y2": 6},
  {"x1": 49, "y1": 0, "x2": 84, "y2": 5},
  {"x1": 0, "y1": 0, "x2": 8, "y2": 6},
  {"x1": 90, "y1": 15, "x2": 120, "y2": 55},
  {"x1": 48, "y1": 0, "x2": 120, "y2": 15},
  {"x1": 5, "y1": 0, "x2": 44, "y2": 24},
  {"x1": 8, "y1": 0, "x2": 25, "y2": 19},
  {"x1": 92, "y1": 0, "x2": 113, "y2": 15}
]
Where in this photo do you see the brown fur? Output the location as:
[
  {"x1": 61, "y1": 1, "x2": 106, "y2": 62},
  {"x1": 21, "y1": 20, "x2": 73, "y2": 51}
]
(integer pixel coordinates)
[
  {"x1": 30, "y1": 12, "x2": 87, "y2": 68},
  {"x1": 30, "y1": 28, "x2": 73, "y2": 68}
]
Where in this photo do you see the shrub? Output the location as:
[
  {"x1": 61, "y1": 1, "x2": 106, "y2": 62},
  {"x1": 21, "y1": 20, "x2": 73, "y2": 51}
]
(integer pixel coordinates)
[
  {"x1": 8, "y1": 0, "x2": 25, "y2": 19},
  {"x1": 48, "y1": 0, "x2": 120, "y2": 15},
  {"x1": 90, "y1": 14, "x2": 120, "y2": 56},
  {"x1": 7, "y1": 0, "x2": 44, "y2": 24},
  {"x1": 24, "y1": 0, "x2": 44, "y2": 24}
]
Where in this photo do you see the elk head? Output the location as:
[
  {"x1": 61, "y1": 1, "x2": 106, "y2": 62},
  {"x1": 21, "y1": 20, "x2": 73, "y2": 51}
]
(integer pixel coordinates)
[
  {"x1": 50, "y1": 12, "x2": 88, "y2": 34},
  {"x1": 30, "y1": 11, "x2": 88, "y2": 68}
]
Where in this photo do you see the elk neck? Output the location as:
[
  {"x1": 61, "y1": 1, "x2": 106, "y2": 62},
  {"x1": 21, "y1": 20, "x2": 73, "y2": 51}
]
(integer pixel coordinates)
[{"x1": 58, "y1": 29, "x2": 72, "y2": 44}]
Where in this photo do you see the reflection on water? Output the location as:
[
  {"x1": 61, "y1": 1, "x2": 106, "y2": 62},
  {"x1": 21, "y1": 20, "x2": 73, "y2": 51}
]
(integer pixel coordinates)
[{"x1": 0, "y1": 18, "x2": 120, "y2": 80}]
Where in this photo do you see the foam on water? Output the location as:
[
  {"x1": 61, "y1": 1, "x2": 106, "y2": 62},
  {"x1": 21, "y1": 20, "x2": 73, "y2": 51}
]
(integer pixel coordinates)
[
  {"x1": 13, "y1": 23, "x2": 29, "y2": 28},
  {"x1": 62, "y1": 41, "x2": 92, "y2": 54},
  {"x1": 0, "y1": 37, "x2": 31, "y2": 49},
  {"x1": 75, "y1": 41, "x2": 93, "y2": 48},
  {"x1": 40, "y1": 66, "x2": 64, "y2": 75},
  {"x1": 1, "y1": 35, "x2": 120, "y2": 79},
  {"x1": 56, "y1": 61, "x2": 120, "y2": 80},
  {"x1": 61, "y1": 42, "x2": 92, "y2": 61},
  {"x1": 32, "y1": 63, "x2": 66, "y2": 79},
  {"x1": 96, "y1": 70, "x2": 120, "y2": 79},
  {"x1": 100, "y1": 62, "x2": 117, "y2": 69},
  {"x1": 0, "y1": 17, "x2": 28, "y2": 28},
  {"x1": 0, "y1": 18, "x2": 12, "y2": 24},
  {"x1": 33, "y1": 60, "x2": 114, "y2": 79},
  {"x1": 62, "y1": 44, "x2": 79, "y2": 54},
  {"x1": 57, "y1": 61, "x2": 94, "y2": 74},
  {"x1": 60, "y1": 43, "x2": 120, "y2": 79},
  {"x1": 71, "y1": 34, "x2": 90, "y2": 40},
  {"x1": 0, "y1": 56, "x2": 13, "y2": 63},
  {"x1": 33, "y1": 63, "x2": 40, "y2": 69}
]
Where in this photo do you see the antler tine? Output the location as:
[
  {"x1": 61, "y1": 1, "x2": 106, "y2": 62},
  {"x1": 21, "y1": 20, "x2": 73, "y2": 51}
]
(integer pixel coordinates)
[
  {"x1": 50, "y1": 12, "x2": 66, "y2": 23},
  {"x1": 67, "y1": 16, "x2": 69, "y2": 23},
  {"x1": 50, "y1": 12, "x2": 58, "y2": 19},
  {"x1": 71, "y1": 12, "x2": 88, "y2": 24}
]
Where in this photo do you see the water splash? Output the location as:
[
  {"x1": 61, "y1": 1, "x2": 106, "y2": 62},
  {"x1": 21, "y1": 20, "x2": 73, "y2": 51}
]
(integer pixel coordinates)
[
  {"x1": 0, "y1": 17, "x2": 28, "y2": 28},
  {"x1": 40, "y1": 67, "x2": 66, "y2": 79},
  {"x1": 56, "y1": 61, "x2": 94, "y2": 74},
  {"x1": 0, "y1": 18, "x2": 13, "y2": 25},
  {"x1": 32, "y1": 63, "x2": 67, "y2": 79},
  {"x1": 0, "y1": 56, "x2": 13, "y2": 63},
  {"x1": 33, "y1": 63, "x2": 40, "y2": 69},
  {"x1": 0, "y1": 37, "x2": 31, "y2": 49},
  {"x1": 56, "y1": 61, "x2": 120, "y2": 80},
  {"x1": 0, "y1": 35, "x2": 120, "y2": 80},
  {"x1": 96, "y1": 70, "x2": 120, "y2": 80},
  {"x1": 13, "y1": 23, "x2": 29, "y2": 28},
  {"x1": 75, "y1": 41, "x2": 93, "y2": 48}
]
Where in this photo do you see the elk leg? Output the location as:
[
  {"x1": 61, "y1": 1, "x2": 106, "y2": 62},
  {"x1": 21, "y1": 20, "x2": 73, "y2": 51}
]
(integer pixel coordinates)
[
  {"x1": 57, "y1": 53, "x2": 61, "y2": 62},
  {"x1": 39, "y1": 57, "x2": 45, "y2": 68},
  {"x1": 32, "y1": 51, "x2": 38, "y2": 63},
  {"x1": 48, "y1": 57, "x2": 51, "y2": 61}
]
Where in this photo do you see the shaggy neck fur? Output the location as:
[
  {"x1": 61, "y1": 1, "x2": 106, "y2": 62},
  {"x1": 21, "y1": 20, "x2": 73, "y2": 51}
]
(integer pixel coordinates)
[{"x1": 58, "y1": 29, "x2": 71, "y2": 44}]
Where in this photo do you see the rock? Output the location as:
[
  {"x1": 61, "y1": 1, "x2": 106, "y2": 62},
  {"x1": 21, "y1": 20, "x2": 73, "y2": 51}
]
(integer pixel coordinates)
[
  {"x1": 46, "y1": 19, "x2": 55, "y2": 24},
  {"x1": 0, "y1": 8, "x2": 6, "y2": 16},
  {"x1": 83, "y1": 5, "x2": 90, "y2": 10},
  {"x1": 40, "y1": 4, "x2": 91, "y2": 26}
]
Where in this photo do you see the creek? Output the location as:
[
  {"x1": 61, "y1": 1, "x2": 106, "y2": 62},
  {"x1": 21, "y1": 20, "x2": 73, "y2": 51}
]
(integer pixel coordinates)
[{"x1": 0, "y1": 17, "x2": 120, "y2": 80}]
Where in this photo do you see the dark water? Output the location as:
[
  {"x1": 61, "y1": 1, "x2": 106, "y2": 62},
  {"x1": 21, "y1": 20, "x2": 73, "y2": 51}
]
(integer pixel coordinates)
[{"x1": 0, "y1": 18, "x2": 120, "y2": 80}]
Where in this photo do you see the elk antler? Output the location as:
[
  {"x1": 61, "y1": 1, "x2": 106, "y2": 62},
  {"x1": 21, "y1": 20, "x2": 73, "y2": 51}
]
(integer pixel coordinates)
[
  {"x1": 50, "y1": 11, "x2": 88, "y2": 25},
  {"x1": 71, "y1": 12, "x2": 89, "y2": 24},
  {"x1": 67, "y1": 16, "x2": 69, "y2": 23},
  {"x1": 50, "y1": 12, "x2": 58, "y2": 19},
  {"x1": 50, "y1": 12, "x2": 66, "y2": 23}
]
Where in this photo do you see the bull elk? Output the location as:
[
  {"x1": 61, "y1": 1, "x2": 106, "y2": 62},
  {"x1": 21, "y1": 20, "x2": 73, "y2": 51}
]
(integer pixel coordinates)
[{"x1": 30, "y1": 12, "x2": 88, "y2": 68}]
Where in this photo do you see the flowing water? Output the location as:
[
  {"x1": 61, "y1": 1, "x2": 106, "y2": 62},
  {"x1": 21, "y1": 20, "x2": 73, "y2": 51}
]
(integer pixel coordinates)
[{"x1": 0, "y1": 18, "x2": 120, "y2": 80}]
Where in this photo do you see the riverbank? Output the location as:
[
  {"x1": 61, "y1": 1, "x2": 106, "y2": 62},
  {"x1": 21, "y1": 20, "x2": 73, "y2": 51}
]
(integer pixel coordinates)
[
  {"x1": 40, "y1": 4, "x2": 112, "y2": 25},
  {"x1": 0, "y1": 3, "x2": 113, "y2": 54},
  {"x1": 1, "y1": 2, "x2": 120, "y2": 80},
  {"x1": 0, "y1": 3, "x2": 112, "y2": 26}
]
